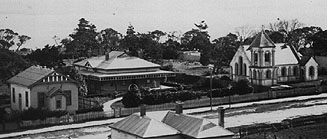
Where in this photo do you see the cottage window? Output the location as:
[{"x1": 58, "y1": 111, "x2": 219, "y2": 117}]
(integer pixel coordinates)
[
  {"x1": 309, "y1": 66, "x2": 315, "y2": 77},
  {"x1": 25, "y1": 91, "x2": 29, "y2": 107},
  {"x1": 38, "y1": 92, "x2": 45, "y2": 108},
  {"x1": 12, "y1": 88, "x2": 15, "y2": 103},
  {"x1": 64, "y1": 91, "x2": 72, "y2": 106},
  {"x1": 56, "y1": 100, "x2": 62, "y2": 109}
]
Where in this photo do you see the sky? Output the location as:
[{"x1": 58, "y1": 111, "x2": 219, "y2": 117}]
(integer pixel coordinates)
[{"x1": 1, "y1": 0, "x2": 327, "y2": 49}]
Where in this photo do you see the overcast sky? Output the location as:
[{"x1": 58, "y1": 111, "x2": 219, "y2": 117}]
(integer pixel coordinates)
[{"x1": 1, "y1": 0, "x2": 327, "y2": 49}]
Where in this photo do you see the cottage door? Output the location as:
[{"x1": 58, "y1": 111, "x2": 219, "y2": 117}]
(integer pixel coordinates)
[{"x1": 18, "y1": 93, "x2": 22, "y2": 111}]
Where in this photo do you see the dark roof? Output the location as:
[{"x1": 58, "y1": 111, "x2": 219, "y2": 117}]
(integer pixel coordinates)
[
  {"x1": 299, "y1": 56, "x2": 311, "y2": 66},
  {"x1": 247, "y1": 31, "x2": 276, "y2": 50},
  {"x1": 161, "y1": 111, "x2": 234, "y2": 138},
  {"x1": 7, "y1": 66, "x2": 54, "y2": 87},
  {"x1": 314, "y1": 56, "x2": 327, "y2": 67},
  {"x1": 109, "y1": 114, "x2": 179, "y2": 138}
]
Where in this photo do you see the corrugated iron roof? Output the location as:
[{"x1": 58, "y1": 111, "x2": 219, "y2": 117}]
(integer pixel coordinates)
[
  {"x1": 7, "y1": 66, "x2": 54, "y2": 87},
  {"x1": 74, "y1": 51, "x2": 160, "y2": 70},
  {"x1": 248, "y1": 31, "x2": 276, "y2": 50},
  {"x1": 109, "y1": 114, "x2": 180, "y2": 138},
  {"x1": 161, "y1": 111, "x2": 234, "y2": 138}
]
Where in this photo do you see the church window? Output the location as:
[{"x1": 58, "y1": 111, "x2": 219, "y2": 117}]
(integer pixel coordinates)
[
  {"x1": 293, "y1": 66, "x2": 298, "y2": 76},
  {"x1": 253, "y1": 70, "x2": 257, "y2": 79},
  {"x1": 309, "y1": 66, "x2": 315, "y2": 77},
  {"x1": 235, "y1": 63, "x2": 238, "y2": 75},
  {"x1": 281, "y1": 67, "x2": 287, "y2": 76},
  {"x1": 239, "y1": 56, "x2": 243, "y2": 75},
  {"x1": 243, "y1": 64, "x2": 247, "y2": 76},
  {"x1": 266, "y1": 70, "x2": 271, "y2": 79},
  {"x1": 254, "y1": 52, "x2": 258, "y2": 64},
  {"x1": 265, "y1": 51, "x2": 270, "y2": 62}
]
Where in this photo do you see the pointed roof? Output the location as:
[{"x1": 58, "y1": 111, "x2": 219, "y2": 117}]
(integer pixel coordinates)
[
  {"x1": 7, "y1": 65, "x2": 54, "y2": 87},
  {"x1": 109, "y1": 114, "x2": 180, "y2": 138},
  {"x1": 247, "y1": 31, "x2": 276, "y2": 50}
]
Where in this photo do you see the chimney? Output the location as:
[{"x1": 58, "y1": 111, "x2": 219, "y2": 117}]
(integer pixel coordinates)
[
  {"x1": 140, "y1": 104, "x2": 146, "y2": 117},
  {"x1": 175, "y1": 102, "x2": 183, "y2": 114},
  {"x1": 105, "y1": 52, "x2": 110, "y2": 61},
  {"x1": 218, "y1": 107, "x2": 225, "y2": 127}
]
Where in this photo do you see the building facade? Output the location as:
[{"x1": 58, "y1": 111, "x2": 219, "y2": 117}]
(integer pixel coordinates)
[
  {"x1": 74, "y1": 51, "x2": 175, "y2": 96},
  {"x1": 230, "y1": 31, "x2": 318, "y2": 86},
  {"x1": 7, "y1": 66, "x2": 79, "y2": 113}
]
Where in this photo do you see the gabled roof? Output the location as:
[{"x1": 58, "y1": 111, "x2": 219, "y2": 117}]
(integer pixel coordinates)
[
  {"x1": 7, "y1": 65, "x2": 54, "y2": 87},
  {"x1": 243, "y1": 43, "x2": 299, "y2": 65},
  {"x1": 247, "y1": 31, "x2": 276, "y2": 50},
  {"x1": 109, "y1": 114, "x2": 180, "y2": 138},
  {"x1": 161, "y1": 111, "x2": 234, "y2": 138},
  {"x1": 74, "y1": 51, "x2": 160, "y2": 70}
]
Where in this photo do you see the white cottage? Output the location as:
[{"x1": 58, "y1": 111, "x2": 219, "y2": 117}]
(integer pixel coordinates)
[{"x1": 230, "y1": 31, "x2": 318, "y2": 86}]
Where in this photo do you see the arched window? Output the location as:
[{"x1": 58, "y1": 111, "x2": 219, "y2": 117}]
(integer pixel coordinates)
[
  {"x1": 265, "y1": 51, "x2": 270, "y2": 62},
  {"x1": 293, "y1": 66, "x2": 298, "y2": 76},
  {"x1": 281, "y1": 67, "x2": 287, "y2": 77},
  {"x1": 235, "y1": 63, "x2": 238, "y2": 75},
  {"x1": 238, "y1": 56, "x2": 243, "y2": 75},
  {"x1": 243, "y1": 64, "x2": 247, "y2": 76},
  {"x1": 266, "y1": 70, "x2": 271, "y2": 79},
  {"x1": 254, "y1": 52, "x2": 258, "y2": 64},
  {"x1": 253, "y1": 70, "x2": 257, "y2": 79},
  {"x1": 309, "y1": 66, "x2": 315, "y2": 77}
]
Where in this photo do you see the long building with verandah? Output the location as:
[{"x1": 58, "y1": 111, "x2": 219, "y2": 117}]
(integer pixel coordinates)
[{"x1": 73, "y1": 51, "x2": 175, "y2": 96}]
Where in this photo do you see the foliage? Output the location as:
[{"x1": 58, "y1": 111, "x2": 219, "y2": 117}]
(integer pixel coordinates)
[
  {"x1": 25, "y1": 45, "x2": 63, "y2": 68},
  {"x1": 6, "y1": 108, "x2": 67, "y2": 121},
  {"x1": 211, "y1": 33, "x2": 239, "y2": 69},
  {"x1": 75, "y1": 106, "x2": 103, "y2": 114},
  {"x1": 97, "y1": 28, "x2": 122, "y2": 52},
  {"x1": 122, "y1": 90, "x2": 142, "y2": 108},
  {"x1": 0, "y1": 29, "x2": 31, "y2": 50},
  {"x1": 0, "y1": 49, "x2": 31, "y2": 83},
  {"x1": 63, "y1": 18, "x2": 99, "y2": 58},
  {"x1": 310, "y1": 30, "x2": 327, "y2": 56},
  {"x1": 231, "y1": 79, "x2": 253, "y2": 95}
]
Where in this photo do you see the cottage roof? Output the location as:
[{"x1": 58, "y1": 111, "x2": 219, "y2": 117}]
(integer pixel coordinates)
[
  {"x1": 7, "y1": 65, "x2": 54, "y2": 87},
  {"x1": 74, "y1": 51, "x2": 160, "y2": 70},
  {"x1": 161, "y1": 111, "x2": 234, "y2": 138},
  {"x1": 109, "y1": 114, "x2": 180, "y2": 138},
  {"x1": 243, "y1": 43, "x2": 299, "y2": 65},
  {"x1": 247, "y1": 31, "x2": 276, "y2": 50}
]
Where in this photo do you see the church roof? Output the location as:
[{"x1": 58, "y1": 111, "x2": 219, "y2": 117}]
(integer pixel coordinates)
[
  {"x1": 247, "y1": 31, "x2": 276, "y2": 50},
  {"x1": 243, "y1": 43, "x2": 299, "y2": 65}
]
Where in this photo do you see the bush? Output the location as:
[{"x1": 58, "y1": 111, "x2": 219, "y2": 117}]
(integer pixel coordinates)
[
  {"x1": 76, "y1": 106, "x2": 104, "y2": 114},
  {"x1": 6, "y1": 108, "x2": 68, "y2": 121},
  {"x1": 122, "y1": 90, "x2": 142, "y2": 108},
  {"x1": 232, "y1": 79, "x2": 253, "y2": 95}
]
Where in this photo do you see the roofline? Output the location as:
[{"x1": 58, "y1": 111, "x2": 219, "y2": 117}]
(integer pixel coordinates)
[
  {"x1": 73, "y1": 64, "x2": 161, "y2": 71},
  {"x1": 109, "y1": 126, "x2": 180, "y2": 138}
]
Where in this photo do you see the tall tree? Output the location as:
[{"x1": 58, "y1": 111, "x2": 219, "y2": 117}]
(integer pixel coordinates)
[
  {"x1": 64, "y1": 18, "x2": 99, "y2": 58},
  {"x1": 0, "y1": 29, "x2": 30, "y2": 50},
  {"x1": 234, "y1": 25, "x2": 256, "y2": 43},
  {"x1": 97, "y1": 28, "x2": 122, "y2": 52}
]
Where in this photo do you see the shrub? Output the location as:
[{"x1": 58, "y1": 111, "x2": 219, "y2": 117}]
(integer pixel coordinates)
[
  {"x1": 122, "y1": 90, "x2": 141, "y2": 108},
  {"x1": 76, "y1": 106, "x2": 104, "y2": 114},
  {"x1": 6, "y1": 108, "x2": 68, "y2": 121}
]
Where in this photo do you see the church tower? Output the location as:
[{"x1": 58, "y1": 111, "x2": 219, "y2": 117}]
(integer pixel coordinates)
[{"x1": 248, "y1": 30, "x2": 276, "y2": 86}]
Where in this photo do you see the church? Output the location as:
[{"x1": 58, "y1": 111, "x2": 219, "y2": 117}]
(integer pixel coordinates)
[{"x1": 230, "y1": 30, "x2": 318, "y2": 86}]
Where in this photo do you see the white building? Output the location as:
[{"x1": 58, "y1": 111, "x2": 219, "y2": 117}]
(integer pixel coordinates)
[{"x1": 230, "y1": 31, "x2": 318, "y2": 86}]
